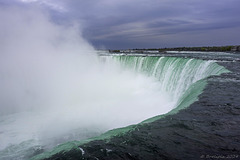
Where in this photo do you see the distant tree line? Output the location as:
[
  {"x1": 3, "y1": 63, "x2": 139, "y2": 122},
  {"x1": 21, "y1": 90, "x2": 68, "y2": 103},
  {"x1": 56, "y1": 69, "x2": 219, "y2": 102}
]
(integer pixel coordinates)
[
  {"x1": 110, "y1": 50, "x2": 121, "y2": 52},
  {"x1": 160, "y1": 46, "x2": 233, "y2": 52},
  {"x1": 109, "y1": 45, "x2": 240, "y2": 53}
]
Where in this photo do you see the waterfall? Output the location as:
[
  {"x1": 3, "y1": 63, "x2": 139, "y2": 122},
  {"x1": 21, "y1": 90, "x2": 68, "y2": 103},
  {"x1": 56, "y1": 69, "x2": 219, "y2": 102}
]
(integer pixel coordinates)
[
  {"x1": 0, "y1": 55, "x2": 230, "y2": 160},
  {"x1": 102, "y1": 55, "x2": 230, "y2": 117}
]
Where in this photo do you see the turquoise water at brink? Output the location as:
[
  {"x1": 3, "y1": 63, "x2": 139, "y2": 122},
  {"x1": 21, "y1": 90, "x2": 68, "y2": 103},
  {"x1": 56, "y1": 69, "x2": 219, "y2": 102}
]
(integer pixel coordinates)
[
  {"x1": 0, "y1": 55, "x2": 230, "y2": 160},
  {"x1": 30, "y1": 55, "x2": 230, "y2": 160},
  {"x1": 106, "y1": 56, "x2": 229, "y2": 117}
]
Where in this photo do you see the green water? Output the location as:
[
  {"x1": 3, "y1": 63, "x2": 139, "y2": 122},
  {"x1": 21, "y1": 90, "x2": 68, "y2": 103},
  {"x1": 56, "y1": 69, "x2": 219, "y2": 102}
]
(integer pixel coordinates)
[
  {"x1": 31, "y1": 56, "x2": 230, "y2": 160},
  {"x1": 109, "y1": 56, "x2": 229, "y2": 110}
]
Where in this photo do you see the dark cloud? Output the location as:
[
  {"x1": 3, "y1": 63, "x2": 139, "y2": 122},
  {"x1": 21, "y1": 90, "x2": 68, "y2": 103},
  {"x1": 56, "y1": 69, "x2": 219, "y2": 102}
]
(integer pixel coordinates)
[{"x1": 2, "y1": 0, "x2": 240, "y2": 49}]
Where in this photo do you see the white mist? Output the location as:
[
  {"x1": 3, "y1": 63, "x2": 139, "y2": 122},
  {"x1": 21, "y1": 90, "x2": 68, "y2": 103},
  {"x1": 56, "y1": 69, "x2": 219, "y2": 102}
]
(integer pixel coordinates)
[{"x1": 0, "y1": 6, "x2": 173, "y2": 154}]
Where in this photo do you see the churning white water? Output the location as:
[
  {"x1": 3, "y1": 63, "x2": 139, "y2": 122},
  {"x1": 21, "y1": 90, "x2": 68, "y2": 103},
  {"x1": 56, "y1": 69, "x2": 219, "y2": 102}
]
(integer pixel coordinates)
[
  {"x1": 0, "y1": 6, "x2": 229, "y2": 160},
  {"x1": 0, "y1": 7, "x2": 173, "y2": 157}
]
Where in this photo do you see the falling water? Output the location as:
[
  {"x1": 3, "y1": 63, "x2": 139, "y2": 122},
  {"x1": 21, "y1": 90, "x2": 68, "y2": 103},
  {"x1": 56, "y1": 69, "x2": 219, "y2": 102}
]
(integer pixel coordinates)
[{"x1": 0, "y1": 6, "x2": 230, "y2": 160}]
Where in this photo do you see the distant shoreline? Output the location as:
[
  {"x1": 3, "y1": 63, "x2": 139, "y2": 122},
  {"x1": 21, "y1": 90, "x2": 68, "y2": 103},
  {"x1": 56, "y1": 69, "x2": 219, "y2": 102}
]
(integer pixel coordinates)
[{"x1": 109, "y1": 45, "x2": 240, "y2": 53}]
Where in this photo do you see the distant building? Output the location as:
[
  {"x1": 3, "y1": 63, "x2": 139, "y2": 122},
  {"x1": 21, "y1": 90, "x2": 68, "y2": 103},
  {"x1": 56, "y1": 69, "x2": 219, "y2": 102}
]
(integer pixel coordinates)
[
  {"x1": 231, "y1": 45, "x2": 240, "y2": 52},
  {"x1": 146, "y1": 50, "x2": 159, "y2": 53}
]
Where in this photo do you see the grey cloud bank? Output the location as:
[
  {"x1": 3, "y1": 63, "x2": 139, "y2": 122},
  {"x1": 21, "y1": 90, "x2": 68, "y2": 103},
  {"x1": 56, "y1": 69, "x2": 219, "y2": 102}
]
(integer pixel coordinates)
[{"x1": 2, "y1": 0, "x2": 240, "y2": 49}]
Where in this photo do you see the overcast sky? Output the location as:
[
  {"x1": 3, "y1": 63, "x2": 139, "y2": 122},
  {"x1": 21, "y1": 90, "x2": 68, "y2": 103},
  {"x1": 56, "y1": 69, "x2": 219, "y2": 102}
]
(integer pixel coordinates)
[{"x1": 1, "y1": 0, "x2": 240, "y2": 49}]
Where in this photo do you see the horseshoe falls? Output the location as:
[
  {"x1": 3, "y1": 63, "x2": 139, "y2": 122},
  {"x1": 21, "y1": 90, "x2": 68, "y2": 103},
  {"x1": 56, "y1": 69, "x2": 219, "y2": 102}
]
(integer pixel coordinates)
[
  {"x1": 0, "y1": 55, "x2": 229, "y2": 160},
  {"x1": 103, "y1": 56, "x2": 229, "y2": 119}
]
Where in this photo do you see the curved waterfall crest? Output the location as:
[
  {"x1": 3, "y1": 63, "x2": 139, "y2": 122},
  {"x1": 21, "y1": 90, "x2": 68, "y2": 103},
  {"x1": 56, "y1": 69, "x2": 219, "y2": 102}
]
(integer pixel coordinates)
[{"x1": 102, "y1": 55, "x2": 230, "y2": 112}]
